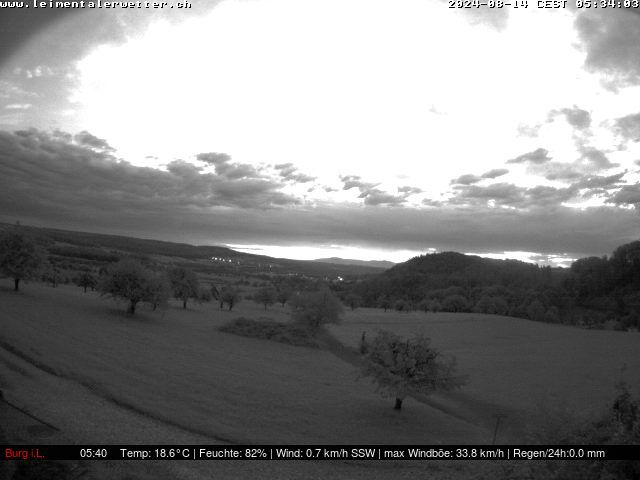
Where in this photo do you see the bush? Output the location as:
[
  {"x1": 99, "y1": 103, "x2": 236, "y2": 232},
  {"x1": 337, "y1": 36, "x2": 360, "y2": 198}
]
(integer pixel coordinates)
[
  {"x1": 219, "y1": 317, "x2": 318, "y2": 348},
  {"x1": 291, "y1": 289, "x2": 343, "y2": 332},
  {"x1": 475, "y1": 382, "x2": 640, "y2": 480}
]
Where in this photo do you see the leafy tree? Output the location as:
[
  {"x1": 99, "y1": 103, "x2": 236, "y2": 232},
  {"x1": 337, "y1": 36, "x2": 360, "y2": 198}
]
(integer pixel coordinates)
[
  {"x1": 441, "y1": 294, "x2": 470, "y2": 312},
  {"x1": 144, "y1": 272, "x2": 171, "y2": 311},
  {"x1": 376, "y1": 294, "x2": 391, "y2": 312},
  {"x1": 198, "y1": 286, "x2": 213, "y2": 303},
  {"x1": 276, "y1": 288, "x2": 291, "y2": 307},
  {"x1": 99, "y1": 260, "x2": 165, "y2": 314},
  {"x1": 254, "y1": 286, "x2": 276, "y2": 310},
  {"x1": 361, "y1": 330, "x2": 466, "y2": 410},
  {"x1": 393, "y1": 298, "x2": 410, "y2": 312},
  {"x1": 41, "y1": 261, "x2": 61, "y2": 288},
  {"x1": 527, "y1": 299, "x2": 546, "y2": 322},
  {"x1": 169, "y1": 267, "x2": 200, "y2": 309},
  {"x1": 291, "y1": 289, "x2": 343, "y2": 332},
  {"x1": 75, "y1": 271, "x2": 97, "y2": 293},
  {"x1": 220, "y1": 286, "x2": 241, "y2": 311},
  {"x1": 0, "y1": 232, "x2": 43, "y2": 291}
]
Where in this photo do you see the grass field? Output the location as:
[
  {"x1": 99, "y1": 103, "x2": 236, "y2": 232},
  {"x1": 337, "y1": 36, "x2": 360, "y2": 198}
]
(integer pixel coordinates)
[
  {"x1": 330, "y1": 308, "x2": 640, "y2": 418},
  {"x1": 2, "y1": 281, "x2": 639, "y2": 454},
  {"x1": 0, "y1": 282, "x2": 487, "y2": 447}
]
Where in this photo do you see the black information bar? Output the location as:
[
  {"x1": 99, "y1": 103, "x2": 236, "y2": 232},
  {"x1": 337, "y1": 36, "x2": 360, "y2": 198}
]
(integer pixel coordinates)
[{"x1": 2, "y1": 445, "x2": 639, "y2": 461}]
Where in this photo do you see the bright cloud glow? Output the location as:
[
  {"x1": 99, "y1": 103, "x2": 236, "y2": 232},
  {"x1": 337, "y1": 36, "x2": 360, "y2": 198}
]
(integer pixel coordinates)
[{"x1": 70, "y1": 0, "x2": 631, "y2": 198}]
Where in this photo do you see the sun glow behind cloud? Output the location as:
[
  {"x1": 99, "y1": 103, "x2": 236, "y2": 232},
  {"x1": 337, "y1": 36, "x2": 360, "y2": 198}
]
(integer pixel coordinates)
[{"x1": 69, "y1": 0, "x2": 605, "y2": 198}]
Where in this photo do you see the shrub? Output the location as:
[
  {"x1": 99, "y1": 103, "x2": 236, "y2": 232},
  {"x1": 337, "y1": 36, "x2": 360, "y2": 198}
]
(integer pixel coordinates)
[
  {"x1": 291, "y1": 289, "x2": 343, "y2": 332},
  {"x1": 219, "y1": 317, "x2": 318, "y2": 348}
]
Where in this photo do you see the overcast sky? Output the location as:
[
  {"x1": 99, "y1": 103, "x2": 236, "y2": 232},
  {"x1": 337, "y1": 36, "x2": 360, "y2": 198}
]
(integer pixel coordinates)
[{"x1": 0, "y1": 1, "x2": 639, "y2": 265}]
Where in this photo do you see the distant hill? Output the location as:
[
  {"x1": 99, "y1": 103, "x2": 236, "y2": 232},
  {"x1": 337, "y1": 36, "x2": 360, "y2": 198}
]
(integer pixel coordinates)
[
  {"x1": 0, "y1": 223, "x2": 383, "y2": 278},
  {"x1": 360, "y1": 251, "x2": 552, "y2": 302},
  {"x1": 314, "y1": 257, "x2": 395, "y2": 270}
]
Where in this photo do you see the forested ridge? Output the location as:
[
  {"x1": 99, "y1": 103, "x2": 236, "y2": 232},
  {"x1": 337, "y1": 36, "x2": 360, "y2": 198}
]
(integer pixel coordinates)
[{"x1": 343, "y1": 242, "x2": 640, "y2": 330}]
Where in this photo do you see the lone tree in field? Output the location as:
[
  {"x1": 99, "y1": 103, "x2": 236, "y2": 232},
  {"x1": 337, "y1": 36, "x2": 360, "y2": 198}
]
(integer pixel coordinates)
[
  {"x1": 99, "y1": 259, "x2": 166, "y2": 314},
  {"x1": 360, "y1": 330, "x2": 466, "y2": 410},
  {"x1": 169, "y1": 267, "x2": 200, "y2": 309},
  {"x1": 292, "y1": 288, "x2": 344, "y2": 333},
  {"x1": 0, "y1": 232, "x2": 43, "y2": 291},
  {"x1": 254, "y1": 286, "x2": 276, "y2": 310}
]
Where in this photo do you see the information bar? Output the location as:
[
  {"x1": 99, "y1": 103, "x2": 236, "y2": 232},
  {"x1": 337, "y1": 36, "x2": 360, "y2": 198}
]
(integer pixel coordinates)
[{"x1": 2, "y1": 445, "x2": 638, "y2": 461}]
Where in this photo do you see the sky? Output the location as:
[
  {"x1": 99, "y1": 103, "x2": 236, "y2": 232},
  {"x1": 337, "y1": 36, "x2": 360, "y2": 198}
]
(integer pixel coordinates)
[{"x1": 0, "y1": 1, "x2": 639, "y2": 265}]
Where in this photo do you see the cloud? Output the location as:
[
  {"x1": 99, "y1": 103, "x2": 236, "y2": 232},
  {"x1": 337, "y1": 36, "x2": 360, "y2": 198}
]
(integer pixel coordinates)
[
  {"x1": 574, "y1": 10, "x2": 640, "y2": 88},
  {"x1": 397, "y1": 185, "x2": 423, "y2": 195},
  {"x1": 579, "y1": 146, "x2": 616, "y2": 169},
  {"x1": 481, "y1": 168, "x2": 509, "y2": 179},
  {"x1": 361, "y1": 189, "x2": 407, "y2": 206},
  {"x1": 509, "y1": 145, "x2": 618, "y2": 181},
  {"x1": 196, "y1": 152, "x2": 231, "y2": 166},
  {"x1": 340, "y1": 175, "x2": 379, "y2": 192},
  {"x1": 607, "y1": 183, "x2": 640, "y2": 207},
  {"x1": 0, "y1": 129, "x2": 298, "y2": 214},
  {"x1": 451, "y1": 182, "x2": 579, "y2": 209},
  {"x1": 517, "y1": 123, "x2": 542, "y2": 138},
  {"x1": 1, "y1": 129, "x2": 638, "y2": 264},
  {"x1": 614, "y1": 112, "x2": 640, "y2": 142},
  {"x1": 572, "y1": 172, "x2": 627, "y2": 190},
  {"x1": 73, "y1": 130, "x2": 114, "y2": 151},
  {"x1": 274, "y1": 162, "x2": 316, "y2": 183},
  {"x1": 451, "y1": 174, "x2": 482, "y2": 185},
  {"x1": 549, "y1": 106, "x2": 592, "y2": 130},
  {"x1": 196, "y1": 151, "x2": 261, "y2": 180},
  {"x1": 507, "y1": 147, "x2": 551, "y2": 165}
]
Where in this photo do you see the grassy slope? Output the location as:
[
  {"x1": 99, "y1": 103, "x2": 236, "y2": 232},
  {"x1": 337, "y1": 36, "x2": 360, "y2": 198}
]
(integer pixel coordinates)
[
  {"x1": 0, "y1": 282, "x2": 486, "y2": 445},
  {"x1": 330, "y1": 308, "x2": 640, "y2": 418}
]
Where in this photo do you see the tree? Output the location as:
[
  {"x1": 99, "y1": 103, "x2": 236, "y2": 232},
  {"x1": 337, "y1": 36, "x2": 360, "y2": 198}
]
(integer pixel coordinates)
[
  {"x1": 376, "y1": 294, "x2": 391, "y2": 312},
  {"x1": 99, "y1": 260, "x2": 165, "y2": 314},
  {"x1": 291, "y1": 289, "x2": 343, "y2": 332},
  {"x1": 144, "y1": 271, "x2": 171, "y2": 311},
  {"x1": 441, "y1": 294, "x2": 470, "y2": 312},
  {"x1": 169, "y1": 267, "x2": 200, "y2": 309},
  {"x1": 220, "y1": 286, "x2": 241, "y2": 311},
  {"x1": 0, "y1": 232, "x2": 43, "y2": 291},
  {"x1": 276, "y1": 288, "x2": 291, "y2": 307},
  {"x1": 360, "y1": 330, "x2": 466, "y2": 410},
  {"x1": 41, "y1": 260, "x2": 61, "y2": 288},
  {"x1": 254, "y1": 286, "x2": 276, "y2": 310},
  {"x1": 75, "y1": 271, "x2": 97, "y2": 293},
  {"x1": 393, "y1": 298, "x2": 410, "y2": 312}
]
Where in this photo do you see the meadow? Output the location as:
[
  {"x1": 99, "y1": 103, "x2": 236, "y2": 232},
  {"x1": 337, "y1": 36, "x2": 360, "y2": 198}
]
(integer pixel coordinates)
[{"x1": 2, "y1": 280, "x2": 640, "y2": 479}]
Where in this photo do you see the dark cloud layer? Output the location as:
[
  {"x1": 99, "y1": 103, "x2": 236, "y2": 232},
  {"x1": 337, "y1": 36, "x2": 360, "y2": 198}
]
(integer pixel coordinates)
[
  {"x1": 1, "y1": 128, "x2": 638, "y2": 262},
  {"x1": 0, "y1": 129, "x2": 297, "y2": 214}
]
